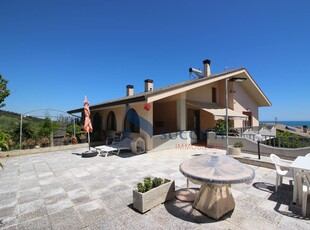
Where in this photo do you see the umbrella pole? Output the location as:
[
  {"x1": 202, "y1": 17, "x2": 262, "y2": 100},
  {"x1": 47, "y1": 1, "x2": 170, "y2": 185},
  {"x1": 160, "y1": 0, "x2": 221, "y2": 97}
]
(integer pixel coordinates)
[{"x1": 87, "y1": 132, "x2": 90, "y2": 150}]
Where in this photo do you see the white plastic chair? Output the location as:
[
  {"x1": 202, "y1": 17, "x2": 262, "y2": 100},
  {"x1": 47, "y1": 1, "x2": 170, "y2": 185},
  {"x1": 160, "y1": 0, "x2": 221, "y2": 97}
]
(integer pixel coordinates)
[
  {"x1": 270, "y1": 154, "x2": 294, "y2": 192},
  {"x1": 297, "y1": 171, "x2": 310, "y2": 216}
]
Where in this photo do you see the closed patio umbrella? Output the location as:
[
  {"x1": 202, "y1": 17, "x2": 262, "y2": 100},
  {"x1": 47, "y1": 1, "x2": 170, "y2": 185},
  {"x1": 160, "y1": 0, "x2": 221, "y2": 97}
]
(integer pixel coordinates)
[{"x1": 84, "y1": 96, "x2": 93, "y2": 150}]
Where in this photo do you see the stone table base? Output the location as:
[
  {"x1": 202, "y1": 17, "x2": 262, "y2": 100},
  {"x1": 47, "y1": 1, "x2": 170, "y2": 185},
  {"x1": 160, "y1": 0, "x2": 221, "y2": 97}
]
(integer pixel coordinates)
[
  {"x1": 175, "y1": 188, "x2": 199, "y2": 202},
  {"x1": 193, "y1": 183, "x2": 235, "y2": 220}
]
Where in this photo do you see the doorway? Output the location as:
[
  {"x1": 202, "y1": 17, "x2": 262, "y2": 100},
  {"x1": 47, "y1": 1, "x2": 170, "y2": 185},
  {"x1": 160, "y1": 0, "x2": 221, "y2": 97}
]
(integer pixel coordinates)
[
  {"x1": 243, "y1": 111, "x2": 252, "y2": 127},
  {"x1": 188, "y1": 109, "x2": 200, "y2": 138}
]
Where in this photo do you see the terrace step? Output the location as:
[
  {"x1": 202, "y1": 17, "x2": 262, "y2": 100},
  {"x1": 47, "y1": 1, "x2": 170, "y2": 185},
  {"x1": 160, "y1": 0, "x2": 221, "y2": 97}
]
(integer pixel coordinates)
[{"x1": 232, "y1": 152, "x2": 275, "y2": 169}]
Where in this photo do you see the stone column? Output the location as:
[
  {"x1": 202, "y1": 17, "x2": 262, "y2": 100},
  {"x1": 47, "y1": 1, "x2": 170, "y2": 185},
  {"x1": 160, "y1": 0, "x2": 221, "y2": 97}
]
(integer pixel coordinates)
[{"x1": 177, "y1": 92, "x2": 186, "y2": 131}]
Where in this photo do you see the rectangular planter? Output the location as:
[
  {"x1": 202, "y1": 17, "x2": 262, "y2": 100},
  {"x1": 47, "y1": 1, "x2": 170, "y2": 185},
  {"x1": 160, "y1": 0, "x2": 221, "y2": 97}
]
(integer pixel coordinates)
[{"x1": 133, "y1": 179, "x2": 175, "y2": 213}]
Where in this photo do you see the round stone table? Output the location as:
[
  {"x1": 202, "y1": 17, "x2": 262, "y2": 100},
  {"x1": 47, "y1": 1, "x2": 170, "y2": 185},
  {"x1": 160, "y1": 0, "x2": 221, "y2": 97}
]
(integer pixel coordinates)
[{"x1": 179, "y1": 152, "x2": 255, "y2": 220}]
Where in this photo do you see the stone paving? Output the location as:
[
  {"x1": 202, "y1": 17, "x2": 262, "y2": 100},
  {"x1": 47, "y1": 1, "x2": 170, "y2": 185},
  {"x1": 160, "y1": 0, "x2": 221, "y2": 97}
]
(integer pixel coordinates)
[{"x1": 0, "y1": 147, "x2": 309, "y2": 229}]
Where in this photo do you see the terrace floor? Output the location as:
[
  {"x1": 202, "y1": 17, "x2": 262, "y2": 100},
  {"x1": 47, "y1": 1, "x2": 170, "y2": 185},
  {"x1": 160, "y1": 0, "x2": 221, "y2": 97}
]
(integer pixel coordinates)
[{"x1": 0, "y1": 147, "x2": 309, "y2": 229}]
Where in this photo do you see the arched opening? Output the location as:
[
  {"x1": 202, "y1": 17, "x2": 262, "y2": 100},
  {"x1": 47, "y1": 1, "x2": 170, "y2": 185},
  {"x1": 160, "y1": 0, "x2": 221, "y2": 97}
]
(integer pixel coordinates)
[
  {"x1": 107, "y1": 111, "x2": 116, "y2": 131},
  {"x1": 124, "y1": 109, "x2": 140, "y2": 133}
]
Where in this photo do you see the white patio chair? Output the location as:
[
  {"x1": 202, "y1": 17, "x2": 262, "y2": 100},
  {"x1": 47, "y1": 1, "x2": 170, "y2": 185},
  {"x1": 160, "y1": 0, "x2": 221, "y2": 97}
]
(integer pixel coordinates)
[
  {"x1": 112, "y1": 132, "x2": 123, "y2": 144},
  {"x1": 297, "y1": 171, "x2": 310, "y2": 216},
  {"x1": 270, "y1": 154, "x2": 294, "y2": 192},
  {"x1": 95, "y1": 138, "x2": 131, "y2": 157}
]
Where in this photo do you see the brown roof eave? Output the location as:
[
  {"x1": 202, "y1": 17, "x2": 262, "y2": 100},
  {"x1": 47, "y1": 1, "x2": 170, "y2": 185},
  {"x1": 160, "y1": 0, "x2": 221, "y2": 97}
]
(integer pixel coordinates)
[{"x1": 67, "y1": 95, "x2": 146, "y2": 114}]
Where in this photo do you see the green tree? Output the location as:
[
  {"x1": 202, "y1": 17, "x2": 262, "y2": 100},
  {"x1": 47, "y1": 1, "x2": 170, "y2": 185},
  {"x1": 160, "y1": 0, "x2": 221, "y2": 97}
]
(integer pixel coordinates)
[
  {"x1": 275, "y1": 131, "x2": 304, "y2": 148},
  {"x1": 13, "y1": 122, "x2": 35, "y2": 141},
  {"x1": 66, "y1": 123, "x2": 82, "y2": 136},
  {"x1": 214, "y1": 119, "x2": 233, "y2": 134},
  {"x1": 0, "y1": 75, "x2": 10, "y2": 108},
  {"x1": 37, "y1": 117, "x2": 58, "y2": 138}
]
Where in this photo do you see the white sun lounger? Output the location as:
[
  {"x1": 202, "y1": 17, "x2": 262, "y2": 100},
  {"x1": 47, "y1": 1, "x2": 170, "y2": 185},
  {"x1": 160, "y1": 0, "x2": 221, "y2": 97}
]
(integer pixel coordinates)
[{"x1": 95, "y1": 138, "x2": 132, "y2": 157}]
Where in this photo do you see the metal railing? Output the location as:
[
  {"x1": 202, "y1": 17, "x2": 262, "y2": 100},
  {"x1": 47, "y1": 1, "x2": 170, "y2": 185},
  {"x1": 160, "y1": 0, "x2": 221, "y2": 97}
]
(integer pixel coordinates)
[{"x1": 241, "y1": 134, "x2": 310, "y2": 148}]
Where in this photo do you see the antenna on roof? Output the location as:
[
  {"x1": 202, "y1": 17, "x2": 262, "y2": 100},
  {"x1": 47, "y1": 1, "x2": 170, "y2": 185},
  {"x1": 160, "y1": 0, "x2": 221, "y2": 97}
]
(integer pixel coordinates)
[{"x1": 189, "y1": 67, "x2": 202, "y2": 79}]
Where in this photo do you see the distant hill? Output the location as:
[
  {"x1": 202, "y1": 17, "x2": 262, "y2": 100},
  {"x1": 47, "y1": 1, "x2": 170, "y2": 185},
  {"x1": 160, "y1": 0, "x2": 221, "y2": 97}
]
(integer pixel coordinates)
[{"x1": 0, "y1": 110, "x2": 42, "y2": 133}]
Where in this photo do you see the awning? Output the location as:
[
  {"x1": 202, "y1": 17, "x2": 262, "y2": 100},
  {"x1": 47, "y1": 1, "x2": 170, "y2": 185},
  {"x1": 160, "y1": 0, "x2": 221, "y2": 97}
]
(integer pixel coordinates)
[{"x1": 187, "y1": 101, "x2": 248, "y2": 119}]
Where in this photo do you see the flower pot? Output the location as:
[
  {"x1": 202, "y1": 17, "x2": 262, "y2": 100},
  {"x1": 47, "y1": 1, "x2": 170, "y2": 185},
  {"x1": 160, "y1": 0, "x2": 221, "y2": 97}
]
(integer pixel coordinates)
[
  {"x1": 133, "y1": 179, "x2": 175, "y2": 213},
  {"x1": 227, "y1": 145, "x2": 241, "y2": 155}
]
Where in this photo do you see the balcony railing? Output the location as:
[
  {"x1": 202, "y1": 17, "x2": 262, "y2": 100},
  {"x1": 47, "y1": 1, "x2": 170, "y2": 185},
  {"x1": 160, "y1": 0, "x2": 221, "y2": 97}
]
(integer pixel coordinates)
[{"x1": 240, "y1": 133, "x2": 310, "y2": 148}]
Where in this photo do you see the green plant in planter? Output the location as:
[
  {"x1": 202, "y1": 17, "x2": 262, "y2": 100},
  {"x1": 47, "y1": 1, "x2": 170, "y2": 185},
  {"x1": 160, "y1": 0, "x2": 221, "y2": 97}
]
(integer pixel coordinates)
[
  {"x1": 137, "y1": 182, "x2": 146, "y2": 193},
  {"x1": 137, "y1": 177, "x2": 167, "y2": 193},
  {"x1": 234, "y1": 141, "x2": 244, "y2": 148},
  {"x1": 144, "y1": 177, "x2": 152, "y2": 191},
  {"x1": 152, "y1": 177, "x2": 163, "y2": 188}
]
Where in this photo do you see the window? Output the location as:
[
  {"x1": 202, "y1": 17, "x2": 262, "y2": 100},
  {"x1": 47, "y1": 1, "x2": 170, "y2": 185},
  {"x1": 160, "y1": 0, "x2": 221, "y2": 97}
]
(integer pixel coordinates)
[
  {"x1": 212, "y1": 87, "x2": 217, "y2": 103},
  {"x1": 124, "y1": 109, "x2": 140, "y2": 133},
  {"x1": 107, "y1": 111, "x2": 116, "y2": 131}
]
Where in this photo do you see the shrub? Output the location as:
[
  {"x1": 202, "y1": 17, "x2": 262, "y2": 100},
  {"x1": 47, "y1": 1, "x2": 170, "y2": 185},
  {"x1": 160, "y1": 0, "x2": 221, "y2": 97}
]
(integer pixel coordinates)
[
  {"x1": 234, "y1": 141, "x2": 244, "y2": 148},
  {"x1": 152, "y1": 177, "x2": 163, "y2": 188},
  {"x1": 214, "y1": 119, "x2": 233, "y2": 135},
  {"x1": 79, "y1": 133, "x2": 87, "y2": 143},
  {"x1": 137, "y1": 182, "x2": 145, "y2": 193},
  {"x1": 0, "y1": 130, "x2": 10, "y2": 151},
  {"x1": 143, "y1": 177, "x2": 152, "y2": 191},
  {"x1": 71, "y1": 136, "x2": 78, "y2": 144},
  {"x1": 137, "y1": 177, "x2": 167, "y2": 193}
]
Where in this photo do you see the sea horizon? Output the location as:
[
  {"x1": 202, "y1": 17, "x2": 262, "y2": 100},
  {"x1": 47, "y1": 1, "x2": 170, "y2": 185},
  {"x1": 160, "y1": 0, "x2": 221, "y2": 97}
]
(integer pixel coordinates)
[{"x1": 260, "y1": 120, "x2": 310, "y2": 127}]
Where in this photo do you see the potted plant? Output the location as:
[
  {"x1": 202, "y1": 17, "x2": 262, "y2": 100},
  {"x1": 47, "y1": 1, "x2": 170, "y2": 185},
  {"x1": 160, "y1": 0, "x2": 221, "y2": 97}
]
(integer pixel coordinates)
[
  {"x1": 79, "y1": 133, "x2": 87, "y2": 143},
  {"x1": 40, "y1": 136, "x2": 50, "y2": 147},
  {"x1": 71, "y1": 136, "x2": 78, "y2": 144},
  {"x1": 133, "y1": 177, "x2": 175, "y2": 213},
  {"x1": 63, "y1": 134, "x2": 70, "y2": 145},
  {"x1": 27, "y1": 138, "x2": 36, "y2": 149},
  {"x1": 227, "y1": 141, "x2": 244, "y2": 155}
]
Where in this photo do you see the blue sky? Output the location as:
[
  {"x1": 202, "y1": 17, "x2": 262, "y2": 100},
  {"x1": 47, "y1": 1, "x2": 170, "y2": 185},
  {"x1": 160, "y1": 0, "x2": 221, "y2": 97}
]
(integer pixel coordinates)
[{"x1": 1, "y1": 0, "x2": 310, "y2": 121}]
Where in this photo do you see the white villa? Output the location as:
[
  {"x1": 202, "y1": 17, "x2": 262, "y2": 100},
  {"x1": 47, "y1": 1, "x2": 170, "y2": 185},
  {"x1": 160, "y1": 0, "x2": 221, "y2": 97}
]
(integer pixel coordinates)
[{"x1": 68, "y1": 59, "x2": 271, "y2": 151}]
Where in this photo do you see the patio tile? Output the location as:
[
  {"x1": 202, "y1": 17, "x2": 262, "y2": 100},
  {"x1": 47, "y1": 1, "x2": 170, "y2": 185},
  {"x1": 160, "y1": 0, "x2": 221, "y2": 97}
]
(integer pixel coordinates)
[
  {"x1": 86, "y1": 215, "x2": 125, "y2": 230},
  {"x1": 60, "y1": 180, "x2": 83, "y2": 192},
  {"x1": 67, "y1": 188, "x2": 93, "y2": 205},
  {"x1": 100, "y1": 193, "x2": 128, "y2": 214},
  {"x1": 43, "y1": 192, "x2": 68, "y2": 205},
  {"x1": 0, "y1": 216, "x2": 17, "y2": 229},
  {"x1": 0, "y1": 191, "x2": 17, "y2": 201},
  {"x1": 279, "y1": 214, "x2": 310, "y2": 229},
  {"x1": 116, "y1": 207, "x2": 144, "y2": 226},
  {"x1": 38, "y1": 176, "x2": 58, "y2": 186},
  {"x1": 17, "y1": 187, "x2": 42, "y2": 204},
  {"x1": 69, "y1": 168, "x2": 92, "y2": 178},
  {"x1": 18, "y1": 179, "x2": 40, "y2": 190},
  {"x1": 239, "y1": 216, "x2": 278, "y2": 230},
  {"x1": 225, "y1": 208, "x2": 248, "y2": 226},
  {"x1": 17, "y1": 199, "x2": 47, "y2": 223},
  {"x1": 248, "y1": 205, "x2": 282, "y2": 224},
  {"x1": 0, "y1": 198, "x2": 17, "y2": 209},
  {"x1": 75, "y1": 199, "x2": 108, "y2": 226},
  {"x1": 17, "y1": 215, "x2": 51, "y2": 230},
  {"x1": 37, "y1": 171, "x2": 54, "y2": 178},
  {"x1": 0, "y1": 206, "x2": 17, "y2": 218},
  {"x1": 53, "y1": 170, "x2": 75, "y2": 180},
  {"x1": 48, "y1": 207, "x2": 83, "y2": 230},
  {"x1": 41, "y1": 186, "x2": 65, "y2": 198},
  {"x1": 2, "y1": 147, "x2": 309, "y2": 229},
  {"x1": 45, "y1": 198, "x2": 73, "y2": 214}
]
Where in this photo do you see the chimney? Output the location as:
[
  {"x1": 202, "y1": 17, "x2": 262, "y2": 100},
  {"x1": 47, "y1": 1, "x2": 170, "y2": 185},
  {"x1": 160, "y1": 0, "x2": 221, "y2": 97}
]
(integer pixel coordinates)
[
  {"x1": 126, "y1": 85, "x2": 134, "y2": 96},
  {"x1": 144, "y1": 79, "x2": 154, "y2": 92},
  {"x1": 203, "y1": 59, "x2": 211, "y2": 77}
]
